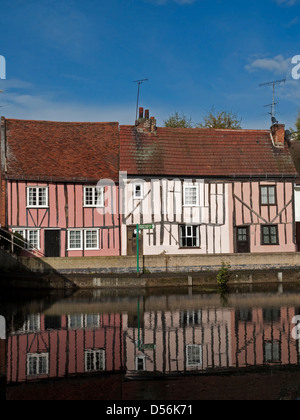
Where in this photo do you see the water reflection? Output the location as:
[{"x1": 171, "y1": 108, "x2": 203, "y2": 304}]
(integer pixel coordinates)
[{"x1": 2, "y1": 285, "x2": 300, "y2": 400}]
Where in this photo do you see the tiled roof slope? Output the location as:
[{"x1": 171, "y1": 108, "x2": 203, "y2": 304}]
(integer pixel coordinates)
[
  {"x1": 2, "y1": 118, "x2": 120, "y2": 182},
  {"x1": 120, "y1": 126, "x2": 297, "y2": 178}
]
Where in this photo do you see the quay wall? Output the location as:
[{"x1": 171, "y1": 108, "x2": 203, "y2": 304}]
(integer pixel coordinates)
[{"x1": 18, "y1": 252, "x2": 300, "y2": 275}]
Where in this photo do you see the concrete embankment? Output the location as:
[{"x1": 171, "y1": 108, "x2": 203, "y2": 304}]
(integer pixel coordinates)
[
  {"x1": 17, "y1": 252, "x2": 300, "y2": 275},
  {"x1": 1, "y1": 249, "x2": 300, "y2": 289}
]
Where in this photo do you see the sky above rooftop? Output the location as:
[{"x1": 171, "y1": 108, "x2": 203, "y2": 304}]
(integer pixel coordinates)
[{"x1": 0, "y1": 0, "x2": 300, "y2": 130}]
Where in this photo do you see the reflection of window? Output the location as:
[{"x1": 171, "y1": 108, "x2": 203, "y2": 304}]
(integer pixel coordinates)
[
  {"x1": 236, "y1": 308, "x2": 252, "y2": 322},
  {"x1": 85, "y1": 349, "x2": 105, "y2": 372},
  {"x1": 180, "y1": 310, "x2": 202, "y2": 327},
  {"x1": 186, "y1": 345, "x2": 202, "y2": 367},
  {"x1": 264, "y1": 341, "x2": 280, "y2": 363},
  {"x1": 263, "y1": 308, "x2": 281, "y2": 323},
  {"x1": 23, "y1": 314, "x2": 41, "y2": 332},
  {"x1": 27, "y1": 353, "x2": 49, "y2": 376},
  {"x1": 135, "y1": 355, "x2": 146, "y2": 371},
  {"x1": 68, "y1": 314, "x2": 100, "y2": 329}
]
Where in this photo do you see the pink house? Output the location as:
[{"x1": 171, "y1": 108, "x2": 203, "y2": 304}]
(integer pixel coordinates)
[
  {"x1": 0, "y1": 118, "x2": 121, "y2": 257},
  {"x1": 120, "y1": 109, "x2": 298, "y2": 255}
]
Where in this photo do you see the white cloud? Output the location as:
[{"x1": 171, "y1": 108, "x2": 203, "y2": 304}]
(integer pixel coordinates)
[
  {"x1": 272, "y1": 0, "x2": 300, "y2": 5},
  {"x1": 0, "y1": 85, "x2": 135, "y2": 124},
  {"x1": 145, "y1": 0, "x2": 196, "y2": 5},
  {"x1": 245, "y1": 55, "x2": 292, "y2": 76}
]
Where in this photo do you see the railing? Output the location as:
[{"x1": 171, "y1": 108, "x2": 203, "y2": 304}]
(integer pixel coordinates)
[{"x1": 0, "y1": 227, "x2": 44, "y2": 258}]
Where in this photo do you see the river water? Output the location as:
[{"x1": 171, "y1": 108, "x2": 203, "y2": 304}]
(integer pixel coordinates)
[{"x1": 1, "y1": 282, "x2": 300, "y2": 401}]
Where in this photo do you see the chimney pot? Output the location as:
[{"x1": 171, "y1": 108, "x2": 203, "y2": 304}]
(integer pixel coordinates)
[
  {"x1": 139, "y1": 107, "x2": 144, "y2": 119},
  {"x1": 145, "y1": 109, "x2": 149, "y2": 119}
]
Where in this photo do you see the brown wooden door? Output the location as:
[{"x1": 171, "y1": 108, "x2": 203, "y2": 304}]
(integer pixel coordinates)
[
  {"x1": 236, "y1": 226, "x2": 250, "y2": 253},
  {"x1": 127, "y1": 226, "x2": 143, "y2": 256}
]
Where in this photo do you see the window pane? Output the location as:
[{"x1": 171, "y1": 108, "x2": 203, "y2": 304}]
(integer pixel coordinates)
[
  {"x1": 185, "y1": 187, "x2": 198, "y2": 206},
  {"x1": 38, "y1": 188, "x2": 47, "y2": 206},
  {"x1": 28, "y1": 188, "x2": 37, "y2": 206},
  {"x1": 134, "y1": 184, "x2": 142, "y2": 198},
  {"x1": 69, "y1": 231, "x2": 82, "y2": 249},
  {"x1": 180, "y1": 225, "x2": 199, "y2": 248},
  {"x1": 261, "y1": 187, "x2": 268, "y2": 204},
  {"x1": 85, "y1": 230, "x2": 98, "y2": 249},
  {"x1": 28, "y1": 230, "x2": 39, "y2": 249},
  {"x1": 268, "y1": 187, "x2": 275, "y2": 204},
  {"x1": 85, "y1": 188, "x2": 94, "y2": 206},
  {"x1": 95, "y1": 188, "x2": 104, "y2": 206}
]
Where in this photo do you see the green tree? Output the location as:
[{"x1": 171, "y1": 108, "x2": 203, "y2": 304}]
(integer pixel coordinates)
[
  {"x1": 197, "y1": 108, "x2": 242, "y2": 129},
  {"x1": 163, "y1": 112, "x2": 193, "y2": 128},
  {"x1": 294, "y1": 111, "x2": 300, "y2": 140}
]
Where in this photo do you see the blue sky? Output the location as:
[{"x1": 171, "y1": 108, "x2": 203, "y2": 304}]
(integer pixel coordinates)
[{"x1": 0, "y1": 0, "x2": 300, "y2": 129}]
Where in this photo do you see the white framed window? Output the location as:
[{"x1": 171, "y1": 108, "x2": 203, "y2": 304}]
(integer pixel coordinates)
[
  {"x1": 186, "y1": 345, "x2": 202, "y2": 367},
  {"x1": 135, "y1": 355, "x2": 146, "y2": 371},
  {"x1": 179, "y1": 225, "x2": 200, "y2": 248},
  {"x1": 85, "y1": 349, "x2": 105, "y2": 372},
  {"x1": 84, "y1": 229, "x2": 99, "y2": 250},
  {"x1": 84, "y1": 187, "x2": 104, "y2": 207},
  {"x1": 68, "y1": 230, "x2": 83, "y2": 250},
  {"x1": 184, "y1": 186, "x2": 199, "y2": 206},
  {"x1": 13, "y1": 229, "x2": 40, "y2": 250},
  {"x1": 27, "y1": 187, "x2": 48, "y2": 208},
  {"x1": 133, "y1": 183, "x2": 144, "y2": 199},
  {"x1": 68, "y1": 314, "x2": 100, "y2": 330},
  {"x1": 27, "y1": 353, "x2": 49, "y2": 376}
]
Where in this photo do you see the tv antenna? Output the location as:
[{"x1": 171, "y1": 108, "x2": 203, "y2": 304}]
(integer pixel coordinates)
[
  {"x1": 259, "y1": 79, "x2": 286, "y2": 122},
  {"x1": 133, "y1": 79, "x2": 148, "y2": 121}
]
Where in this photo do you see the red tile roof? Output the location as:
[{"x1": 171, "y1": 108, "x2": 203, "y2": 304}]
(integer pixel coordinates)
[
  {"x1": 2, "y1": 118, "x2": 120, "y2": 182},
  {"x1": 120, "y1": 126, "x2": 297, "y2": 178}
]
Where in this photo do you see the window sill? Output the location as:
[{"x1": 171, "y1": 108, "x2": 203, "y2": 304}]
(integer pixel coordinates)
[
  {"x1": 26, "y1": 206, "x2": 49, "y2": 209},
  {"x1": 179, "y1": 247, "x2": 201, "y2": 249}
]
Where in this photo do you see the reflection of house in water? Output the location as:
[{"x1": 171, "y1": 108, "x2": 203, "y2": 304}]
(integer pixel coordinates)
[
  {"x1": 124, "y1": 303, "x2": 300, "y2": 376},
  {"x1": 124, "y1": 306, "x2": 234, "y2": 375},
  {"x1": 4, "y1": 302, "x2": 300, "y2": 386},
  {"x1": 6, "y1": 313, "x2": 123, "y2": 383}
]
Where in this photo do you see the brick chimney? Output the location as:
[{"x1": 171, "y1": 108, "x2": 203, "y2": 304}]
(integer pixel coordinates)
[
  {"x1": 271, "y1": 123, "x2": 285, "y2": 148},
  {"x1": 135, "y1": 108, "x2": 157, "y2": 133}
]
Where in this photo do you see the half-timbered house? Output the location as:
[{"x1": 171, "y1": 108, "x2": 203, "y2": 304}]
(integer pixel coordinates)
[
  {"x1": 0, "y1": 117, "x2": 121, "y2": 257},
  {"x1": 120, "y1": 108, "x2": 298, "y2": 256}
]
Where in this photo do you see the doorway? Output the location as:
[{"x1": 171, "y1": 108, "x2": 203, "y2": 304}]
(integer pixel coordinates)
[
  {"x1": 236, "y1": 226, "x2": 250, "y2": 253},
  {"x1": 127, "y1": 226, "x2": 143, "y2": 256},
  {"x1": 44, "y1": 230, "x2": 61, "y2": 257}
]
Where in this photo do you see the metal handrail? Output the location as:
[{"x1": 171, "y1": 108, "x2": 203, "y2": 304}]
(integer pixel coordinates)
[{"x1": 0, "y1": 227, "x2": 45, "y2": 257}]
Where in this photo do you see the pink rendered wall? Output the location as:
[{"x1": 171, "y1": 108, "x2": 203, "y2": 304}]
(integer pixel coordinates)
[
  {"x1": 232, "y1": 181, "x2": 296, "y2": 253},
  {"x1": 231, "y1": 307, "x2": 298, "y2": 367},
  {"x1": 7, "y1": 181, "x2": 120, "y2": 257},
  {"x1": 6, "y1": 313, "x2": 123, "y2": 383}
]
